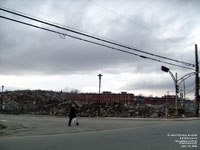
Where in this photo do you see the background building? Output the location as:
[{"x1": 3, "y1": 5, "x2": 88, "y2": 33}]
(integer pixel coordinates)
[{"x1": 75, "y1": 91, "x2": 134, "y2": 104}]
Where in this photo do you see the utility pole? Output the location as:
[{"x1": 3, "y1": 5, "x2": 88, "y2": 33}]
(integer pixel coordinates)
[
  {"x1": 98, "y1": 74, "x2": 103, "y2": 117},
  {"x1": 195, "y1": 44, "x2": 199, "y2": 117}
]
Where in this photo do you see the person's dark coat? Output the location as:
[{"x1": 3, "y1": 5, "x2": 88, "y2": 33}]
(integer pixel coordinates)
[
  {"x1": 69, "y1": 107, "x2": 76, "y2": 118},
  {"x1": 68, "y1": 106, "x2": 79, "y2": 126}
]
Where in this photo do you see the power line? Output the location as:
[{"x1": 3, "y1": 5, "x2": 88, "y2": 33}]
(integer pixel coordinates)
[
  {"x1": 88, "y1": 0, "x2": 192, "y2": 56},
  {"x1": 0, "y1": 15, "x2": 194, "y2": 70},
  {"x1": 88, "y1": 0, "x2": 155, "y2": 33},
  {"x1": 0, "y1": 6, "x2": 102, "y2": 41},
  {"x1": 0, "y1": 6, "x2": 195, "y2": 68}
]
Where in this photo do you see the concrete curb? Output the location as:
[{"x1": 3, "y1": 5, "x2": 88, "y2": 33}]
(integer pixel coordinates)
[{"x1": 102, "y1": 117, "x2": 200, "y2": 121}]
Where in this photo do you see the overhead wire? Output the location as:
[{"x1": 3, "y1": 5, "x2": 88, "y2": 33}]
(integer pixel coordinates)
[
  {"x1": 0, "y1": 15, "x2": 195, "y2": 70},
  {"x1": 0, "y1": 6, "x2": 195, "y2": 68},
  {"x1": 59, "y1": 33, "x2": 66, "y2": 39},
  {"x1": 88, "y1": 0, "x2": 155, "y2": 33},
  {"x1": 88, "y1": 0, "x2": 194, "y2": 58}
]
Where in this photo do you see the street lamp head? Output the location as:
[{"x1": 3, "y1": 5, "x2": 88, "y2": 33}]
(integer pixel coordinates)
[
  {"x1": 161, "y1": 66, "x2": 170, "y2": 73},
  {"x1": 98, "y1": 74, "x2": 103, "y2": 77}
]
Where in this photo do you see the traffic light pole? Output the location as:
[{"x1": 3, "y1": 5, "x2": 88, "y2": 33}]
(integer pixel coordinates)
[
  {"x1": 169, "y1": 71, "x2": 197, "y2": 116},
  {"x1": 175, "y1": 73, "x2": 178, "y2": 116},
  {"x1": 162, "y1": 66, "x2": 197, "y2": 117}
]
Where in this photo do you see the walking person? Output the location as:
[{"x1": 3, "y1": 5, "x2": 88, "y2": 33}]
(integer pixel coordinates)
[{"x1": 68, "y1": 104, "x2": 79, "y2": 126}]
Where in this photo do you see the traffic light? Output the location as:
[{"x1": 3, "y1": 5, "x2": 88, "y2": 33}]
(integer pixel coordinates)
[{"x1": 176, "y1": 85, "x2": 179, "y2": 93}]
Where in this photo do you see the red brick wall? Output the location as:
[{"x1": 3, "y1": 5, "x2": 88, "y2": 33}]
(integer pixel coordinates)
[{"x1": 75, "y1": 93, "x2": 134, "y2": 104}]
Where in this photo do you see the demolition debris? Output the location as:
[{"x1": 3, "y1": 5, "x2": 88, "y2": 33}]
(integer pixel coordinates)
[{"x1": 0, "y1": 90, "x2": 194, "y2": 118}]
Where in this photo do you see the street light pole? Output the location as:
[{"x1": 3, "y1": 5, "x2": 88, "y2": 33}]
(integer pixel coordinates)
[
  {"x1": 98, "y1": 74, "x2": 102, "y2": 117},
  {"x1": 2, "y1": 85, "x2": 4, "y2": 93},
  {"x1": 161, "y1": 66, "x2": 178, "y2": 116}
]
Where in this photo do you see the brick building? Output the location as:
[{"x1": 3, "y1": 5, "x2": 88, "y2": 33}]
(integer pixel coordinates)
[
  {"x1": 75, "y1": 91, "x2": 134, "y2": 104},
  {"x1": 143, "y1": 95, "x2": 176, "y2": 105}
]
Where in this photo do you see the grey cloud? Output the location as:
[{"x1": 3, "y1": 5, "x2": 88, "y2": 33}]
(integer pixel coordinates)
[
  {"x1": 0, "y1": 0, "x2": 198, "y2": 77},
  {"x1": 121, "y1": 75, "x2": 174, "y2": 91},
  {"x1": 119, "y1": 70, "x2": 195, "y2": 92}
]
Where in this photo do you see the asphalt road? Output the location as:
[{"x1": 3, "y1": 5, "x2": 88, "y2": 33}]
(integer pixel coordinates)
[{"x1": 0, "y1": 115, "x2": 199, "y2": 150}]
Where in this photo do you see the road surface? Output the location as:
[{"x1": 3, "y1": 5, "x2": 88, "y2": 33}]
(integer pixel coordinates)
[{"x1": 0, "y1": 114, "x2": 199, "y2": 150}]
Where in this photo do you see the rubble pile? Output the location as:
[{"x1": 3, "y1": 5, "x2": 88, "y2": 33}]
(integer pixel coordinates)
[
  {"x1": 0, "y1": 90, "x2": 176, "y2": 117},
  {"x1": 0, "y1": 90, "x2": 76, "y2": 115},
  {"x1": 75, "y1": 103, "x2": 172, "y2": 118}
]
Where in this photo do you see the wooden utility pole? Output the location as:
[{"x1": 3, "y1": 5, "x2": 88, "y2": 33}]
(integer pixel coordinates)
[{"x1": 195, "y1": 44, "x2": 199, "y2": 117}]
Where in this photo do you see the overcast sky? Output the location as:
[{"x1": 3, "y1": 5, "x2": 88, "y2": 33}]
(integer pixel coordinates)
[{"x1": 0, "y1": 0, "x2": 199, "y2": 99}]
